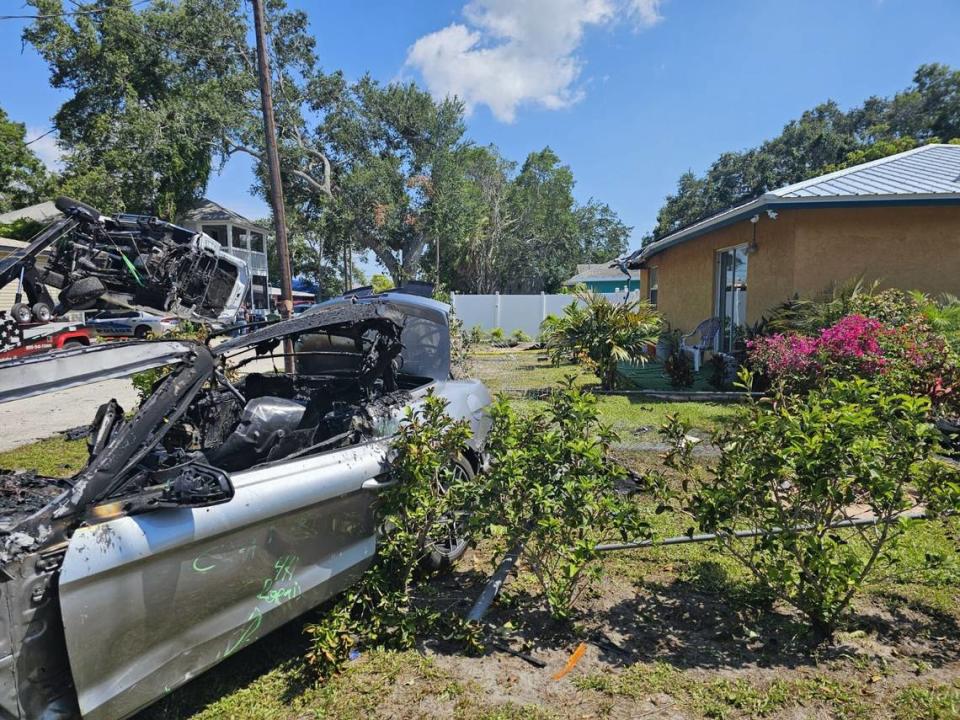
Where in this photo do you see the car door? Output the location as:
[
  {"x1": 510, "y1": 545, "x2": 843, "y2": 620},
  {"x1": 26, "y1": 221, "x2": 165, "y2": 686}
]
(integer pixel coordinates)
[{"x1": 57, "y1": 437, "x2": 392, "y2": 720}]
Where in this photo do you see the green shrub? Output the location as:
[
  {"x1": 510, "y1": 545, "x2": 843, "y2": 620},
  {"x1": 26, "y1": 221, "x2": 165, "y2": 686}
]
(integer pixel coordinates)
[
  {"x1": 468, "y1": 325, "x2": 485, "y2": 344},
  {"x1": 0, "y1": 218, "x2": 43, "y2": 241},
  {"x1": 470, "y1": 378, "x2": 648, "y2": 619},
  {"x1": 306, "y1": 393, "x2": 475, "y2": 673},
  {"x1": 511, "y1": 328, "x2": 531, "y2": 344},
  {"x1": 664, "y1": 347, "x2": 694, "y2": 388},
  {"x1": 130, "y1": 321, "x2": 208, "y2": 402},
  {"x1": 371, "y1": 273, "x2": 394, "y2": 294},
  {"x1": 658, "y1": 374, "x2": 960, "y2": 634},
  {"x1": 546, "y1": 290, "x2": 661, "y2": 390}
]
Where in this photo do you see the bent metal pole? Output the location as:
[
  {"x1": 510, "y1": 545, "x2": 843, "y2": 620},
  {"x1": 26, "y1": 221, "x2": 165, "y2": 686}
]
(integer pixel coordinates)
[
  {"x1": 251, "y1": 0, "x2": 294, "y2": 373},
  {"x1": 594, "y1": 509, "x2": 931, "y2": 553}
]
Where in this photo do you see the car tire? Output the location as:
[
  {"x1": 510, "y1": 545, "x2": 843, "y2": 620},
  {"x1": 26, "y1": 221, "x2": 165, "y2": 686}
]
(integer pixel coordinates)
[
  {"x1": 32, "y1": 303, "x2": 52, "y2": 323},
  {"x1": 10, "y1": 303, "x2": 32, "y2": 324},
  {"x1": 134, "y1": 325, "x2": 151, "y2": 339},
  {"x1": 59, "y1": 276, "x2": 106, "y2": 311},
  {"x1": 62, "y1": 339, "x2": 86, "y2": 349},
  {"x1": 424, "y1": 454, "x2": 474, "y2": 572}
]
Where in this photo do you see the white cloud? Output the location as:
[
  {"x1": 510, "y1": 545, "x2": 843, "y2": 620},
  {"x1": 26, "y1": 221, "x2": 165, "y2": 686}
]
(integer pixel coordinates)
[
  {"x1": 405, "y1": 0, "x2": 665, "y2": 123},
  {"x1": 26, "y1": 127, "x2": 64, "y2": 172},
  {"x1": 627, "y1": 0, "x2": 664, "y2": 28}
]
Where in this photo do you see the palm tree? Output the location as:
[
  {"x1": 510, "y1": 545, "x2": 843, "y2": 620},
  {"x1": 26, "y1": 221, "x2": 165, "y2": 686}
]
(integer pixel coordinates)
[
  {"x1": 911, "y1": 291, "x2": 960, "y2": 351},
  {"x1": 546, "y1": 290, "x2": 661, "y2": 390}
]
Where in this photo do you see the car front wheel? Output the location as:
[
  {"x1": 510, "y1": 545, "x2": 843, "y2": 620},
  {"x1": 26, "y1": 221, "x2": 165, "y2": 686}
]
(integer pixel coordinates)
[{"x1": 424, "y1": 455, "x2": 474, "y2": 572}]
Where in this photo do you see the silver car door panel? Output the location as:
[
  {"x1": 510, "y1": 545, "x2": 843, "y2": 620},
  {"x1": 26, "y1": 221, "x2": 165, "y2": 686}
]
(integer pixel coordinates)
[{"x1": 58, "y1": 439, "x2": 391, "y2": 720}]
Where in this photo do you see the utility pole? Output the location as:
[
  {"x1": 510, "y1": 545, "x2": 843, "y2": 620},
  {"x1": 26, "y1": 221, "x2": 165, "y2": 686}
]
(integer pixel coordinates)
[{"x1": 251, "y1": 0, "x2": 294, "y2": 372}]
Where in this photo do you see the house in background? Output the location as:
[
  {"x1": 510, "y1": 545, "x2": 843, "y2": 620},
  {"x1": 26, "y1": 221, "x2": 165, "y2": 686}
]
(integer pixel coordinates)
[
  {"x1": 562, "y1": 263, "x2": 639, "y2": 293},
  {"x1": 627, "y1": 143, "x2": 960, "y2": 350},
  {"x1": 179, "y1": 199, "x2": 272, "y2": 316}
]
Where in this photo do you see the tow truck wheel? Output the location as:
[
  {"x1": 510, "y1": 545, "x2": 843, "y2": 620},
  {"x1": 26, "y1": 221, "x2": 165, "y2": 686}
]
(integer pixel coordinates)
[
  {"x1": 10, "y1": 303, "x2": 32, "y2": 324},
  {"x1": 31, "y1": 303, "x2": 52, "y2": 323}
]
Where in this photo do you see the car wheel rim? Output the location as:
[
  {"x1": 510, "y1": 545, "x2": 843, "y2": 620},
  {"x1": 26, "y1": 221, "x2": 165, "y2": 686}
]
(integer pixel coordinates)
[{"x1": 428, "y1": 463, "x2": 469, "y2": 559}]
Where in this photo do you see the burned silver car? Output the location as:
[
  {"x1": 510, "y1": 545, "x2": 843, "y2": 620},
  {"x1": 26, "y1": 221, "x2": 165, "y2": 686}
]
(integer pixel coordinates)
[{"x1": 0, "y1": 293, "x2": 491, "y2": 720}]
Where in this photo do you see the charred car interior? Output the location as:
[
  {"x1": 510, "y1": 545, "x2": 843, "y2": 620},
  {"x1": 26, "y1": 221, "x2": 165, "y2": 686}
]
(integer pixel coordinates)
[
  {"x1": 0, "y1": 294, "x2": 491, "y2": 720},
  {"x1": 0, "y1": 196, "x2": 249, "y2": 328}
]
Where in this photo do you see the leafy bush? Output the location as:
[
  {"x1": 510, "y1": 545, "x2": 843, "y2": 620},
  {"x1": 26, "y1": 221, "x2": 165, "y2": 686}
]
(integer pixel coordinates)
[
  {"x1": 370, "y1": 273, "x2": 395, "y2": 294},
  {"x1": 470, "y1": 379, "x2": 648, "y2": 619},
  {"x1": 489, "y1": 327, "x2": 506, "y2": 346},
  {"x1": 306, "y1": 393, "x2": 475, "y2": 673},
  {"x1": 546, "y1": 290, "x2": 661, "y2": 390},
  {"x1": 0, "y1": 218, "x2": 43, "y2": 241},
  {"x1": 764, "y1": 281, "x2": 916, "y2": 335},
  {"x1": 657, "y1": 375, "x2": 960, "y2": 634},
  {"x1": 749, "y1": 313, "x2": 960, "y2": 413},
  {"x1": 468, "y1": 324, "x2": 485, "y2": 344},
  {"x1": 912, "y1": 291, "x2": 960, "y2": 353},
  {"x1": 664, "y1": 346, "x2": 695, "y2": 388},
  {"x1": 708, "y1": 352, "x2": 738, "y2": 391},
  {"x1": 511, "y1": 328, "x2": 532, "y2": 344},
  {"x1": 130, "y1": 320, "x2": 208, "y2": 402},
  {"x1": 447, "y1": 307, "x2": 471, "y2": 379}
]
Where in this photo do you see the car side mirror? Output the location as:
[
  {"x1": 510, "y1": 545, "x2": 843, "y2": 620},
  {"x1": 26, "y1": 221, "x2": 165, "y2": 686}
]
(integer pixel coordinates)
[{"x1": 153, "y1": 462, "x2": 235, "y2": 508}]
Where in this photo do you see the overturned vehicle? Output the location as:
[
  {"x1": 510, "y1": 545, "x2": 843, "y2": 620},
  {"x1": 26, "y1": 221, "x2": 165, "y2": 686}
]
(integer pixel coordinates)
[
  {"x1": 0, "y1": 197, "x2": 249, "y2": 327},
  {"x1": 0, "y1": 293, "x2": 491, "y2": 720}
]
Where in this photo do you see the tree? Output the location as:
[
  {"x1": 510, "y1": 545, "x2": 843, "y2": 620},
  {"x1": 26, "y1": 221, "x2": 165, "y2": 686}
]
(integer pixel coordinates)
[
  {"x1": 25, "y1": 0, "x2": 252, "y2": 218},
  {"x1": 545, "y1": 290, "x2": 661, "y2": 390},
  {"x1": 651, "y1": 64, "x2": 960, "y2": 240},
  {"x1": 0, "y1": 106, "x2": 52, "y2": 212}
]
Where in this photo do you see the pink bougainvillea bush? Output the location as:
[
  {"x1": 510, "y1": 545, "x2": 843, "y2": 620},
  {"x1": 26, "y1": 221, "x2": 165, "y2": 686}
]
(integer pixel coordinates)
[{"x1": 748, "y1": 313, "x2": 960, "y2": 412}]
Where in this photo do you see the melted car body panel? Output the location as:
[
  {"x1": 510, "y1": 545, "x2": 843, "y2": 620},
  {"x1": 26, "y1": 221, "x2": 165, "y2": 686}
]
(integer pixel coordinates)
[{"x1": 58, "y1": 439, "x2": 390, "y2": 720}]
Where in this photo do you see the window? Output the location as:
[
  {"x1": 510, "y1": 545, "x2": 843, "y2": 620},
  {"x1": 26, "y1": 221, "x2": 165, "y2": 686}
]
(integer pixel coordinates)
[
  {"x1": 715, "y1": 245, "x2": 749, "y2": 352},
  {"x1": 250, "y1": 231, "x2": 265, "y2": 253},
  {"x1": 232, "y1": 226, "x2": 249, "y2": 251},
  {"x1": 202, "y1": 225, "x2": 228, "y2": 247},
  {"x1": 647, "y1": 266, "x2": 658, "y2": 307}
]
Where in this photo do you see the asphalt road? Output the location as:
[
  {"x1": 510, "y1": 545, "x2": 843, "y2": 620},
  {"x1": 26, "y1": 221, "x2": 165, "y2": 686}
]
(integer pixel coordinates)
[{"x1": 0, "y1": 378, "x2": 140, "y2": 452}]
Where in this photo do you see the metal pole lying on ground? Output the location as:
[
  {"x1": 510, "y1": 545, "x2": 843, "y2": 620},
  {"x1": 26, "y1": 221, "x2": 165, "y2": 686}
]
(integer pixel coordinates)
[
  {"x1": 594, "y1": 509, "x2": 930, "y2": 553},
  {"x1": 467, "y1": 542, "x2": 524, "y2": 623},
  {"x1": 251, "y1": 0, "x2": 295, "y2": 372}
]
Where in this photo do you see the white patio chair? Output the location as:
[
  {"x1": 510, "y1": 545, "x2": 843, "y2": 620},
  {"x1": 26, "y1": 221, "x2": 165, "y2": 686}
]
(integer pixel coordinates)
[{"x1": 680, "y1": 317, "x2": 721, "y2": 373}]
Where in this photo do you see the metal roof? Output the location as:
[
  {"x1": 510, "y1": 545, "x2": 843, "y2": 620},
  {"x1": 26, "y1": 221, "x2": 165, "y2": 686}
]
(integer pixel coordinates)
[
  {"x1": 772, "y1": 143, "x2": 960, "y2": 198},
  {"x1": 629, "y1": 143, "x2": 960, "y2": 266},
  {"x1": 563, "y1": 263, "x2": 639, "y2": 285}
]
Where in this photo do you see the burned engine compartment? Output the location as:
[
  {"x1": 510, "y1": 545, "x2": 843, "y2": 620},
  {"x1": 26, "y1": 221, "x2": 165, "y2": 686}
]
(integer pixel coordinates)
[{"x1": 161, "y1": 371, "x2": 414, "y2": 474}]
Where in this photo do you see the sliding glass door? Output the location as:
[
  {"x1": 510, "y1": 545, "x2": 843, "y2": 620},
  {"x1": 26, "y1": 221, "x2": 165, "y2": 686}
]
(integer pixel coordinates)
[{"x1": 715, "y1": 246, "x2": 748, "y2": 353}]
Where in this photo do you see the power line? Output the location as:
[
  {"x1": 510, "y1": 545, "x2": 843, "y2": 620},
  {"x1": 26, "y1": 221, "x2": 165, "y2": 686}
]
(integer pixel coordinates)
[{"x1": 0, "y1": 0, "x2": 149, "y2": 21}]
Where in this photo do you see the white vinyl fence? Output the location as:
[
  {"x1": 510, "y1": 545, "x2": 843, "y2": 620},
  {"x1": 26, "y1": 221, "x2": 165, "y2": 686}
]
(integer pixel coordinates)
[{"x1": 449, "y1": 291, "x2": 638, "y2": 337}]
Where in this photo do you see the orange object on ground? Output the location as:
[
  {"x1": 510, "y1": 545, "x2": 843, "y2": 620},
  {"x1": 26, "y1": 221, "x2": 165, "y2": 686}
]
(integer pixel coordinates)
[{"x1": 552, "y1": 642, "x2": 587, "y2": 680}]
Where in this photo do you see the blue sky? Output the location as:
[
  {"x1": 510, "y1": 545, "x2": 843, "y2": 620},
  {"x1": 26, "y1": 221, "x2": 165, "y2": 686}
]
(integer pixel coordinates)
[{"x1": 2, "y1": 0, "x2": 960, "y2": 271}]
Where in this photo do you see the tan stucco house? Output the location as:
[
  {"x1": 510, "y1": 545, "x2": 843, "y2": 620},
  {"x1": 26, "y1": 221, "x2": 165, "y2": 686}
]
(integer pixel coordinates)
[{"x1": 626, "y1": 143, "x2": 960, "y2": 350}]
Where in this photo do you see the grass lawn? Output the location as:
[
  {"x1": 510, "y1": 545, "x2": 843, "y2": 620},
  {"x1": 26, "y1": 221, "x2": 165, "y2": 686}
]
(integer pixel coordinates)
[
  {"x1": 0, "y1": 435, "x2": 88, "y2": 477},
  {"x1": 469, "y1": 348, "x2": 737, "y2": 443}
]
